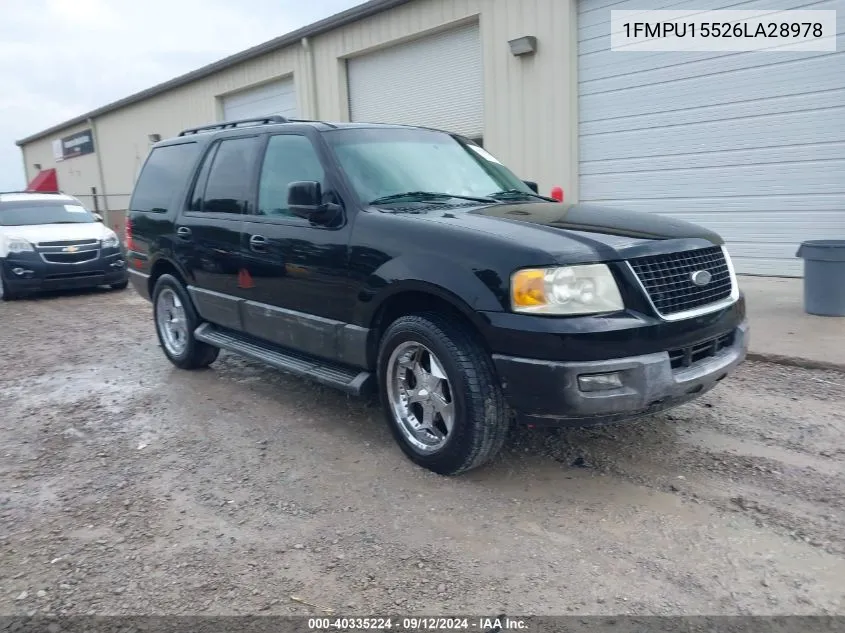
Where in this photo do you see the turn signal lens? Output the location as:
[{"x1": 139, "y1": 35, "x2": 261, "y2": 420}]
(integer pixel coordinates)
[{"x1": 511, "y1": 269, "x2": 546, "y2": 307}]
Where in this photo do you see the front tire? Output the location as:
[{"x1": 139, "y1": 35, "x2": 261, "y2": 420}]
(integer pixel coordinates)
[
  {"x1": 152, "y1": 274, "x2": 219, "y2": 369},
  {"x1": 0, "y1": 272, "x2": 18, "y2": 301},
  {"x1": 109, "y1": 279, "x2": 129, "y2": 291},
  {"x1": 377, "y1": 313, "x2": 510, "y2": 475}
]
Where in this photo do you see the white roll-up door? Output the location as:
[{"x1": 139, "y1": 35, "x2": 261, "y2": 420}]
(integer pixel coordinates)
[
  {"x1": 577, "y1": 0, "x2": 845, "y2": 276},
  {"x1": 347, "y1": 24, "x2": 483, "y2": 139},
  {"x1": 222, "y1": 79, "x2": 297, "y2": 121}
]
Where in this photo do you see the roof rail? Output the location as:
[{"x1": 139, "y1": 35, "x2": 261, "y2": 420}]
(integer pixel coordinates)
[
  {"x1": 0, "y1": 190, "x2": 64, "y2": 195},
  {"x1": 178, "y1": 115, "x2": 289, "y2": 137},
  {"x1": 287, "y1": 118, "x2": 338, "y2": 129}
]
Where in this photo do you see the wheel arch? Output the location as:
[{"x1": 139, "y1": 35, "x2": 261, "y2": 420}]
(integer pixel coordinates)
[{"x1": 365, "y1": 281, "x2": 493, "y2": 369}]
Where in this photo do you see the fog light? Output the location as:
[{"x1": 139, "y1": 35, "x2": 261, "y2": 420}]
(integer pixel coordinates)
[
  {"x1": 578, "y1": 372, "x2": 623, "y2": 392},
  {"x1": 111, "y1": 260, "x2": 126, "y2": 268},
  {"x1": 12, "y1": 267, "x2": 33, "y2": 276}
]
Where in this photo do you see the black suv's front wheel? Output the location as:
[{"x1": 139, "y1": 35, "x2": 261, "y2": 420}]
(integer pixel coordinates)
[
  {"x1": 152, "y1": 274, "x2": 219, "y2": 369},
  {"x1": 377, "y1": 313, "x2": 510, "y2": 475}
]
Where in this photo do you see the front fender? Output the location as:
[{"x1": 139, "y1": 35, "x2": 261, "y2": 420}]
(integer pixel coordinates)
[{"x1": 352, "y1": 253, "x2": 508, "y2": 328}]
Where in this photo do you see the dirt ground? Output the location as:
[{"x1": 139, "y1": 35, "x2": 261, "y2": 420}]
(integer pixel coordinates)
[{"x1": 1, "y1": 288, "x2": 844, "y2": 617}]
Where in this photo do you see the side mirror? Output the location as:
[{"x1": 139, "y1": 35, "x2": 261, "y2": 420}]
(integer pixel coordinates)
[
  {"x1": 93, "y1": 213, "x2": 104, "y2": 222},
  {"x1": 288, "y1": 181, "x2": 325, "y2": 219},
  {"x1": 523, "y1": 180, "x2": 539, "y2": 194}
]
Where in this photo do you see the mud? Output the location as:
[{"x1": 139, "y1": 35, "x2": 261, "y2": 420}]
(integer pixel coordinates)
[{"x1": 1, "y1": 288, "x2": 843, "y2": 615}]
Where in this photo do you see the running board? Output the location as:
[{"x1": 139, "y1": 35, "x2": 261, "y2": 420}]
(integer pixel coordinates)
[{"x1": 194, "y1": 323, "x2": 372, "y2": 396}]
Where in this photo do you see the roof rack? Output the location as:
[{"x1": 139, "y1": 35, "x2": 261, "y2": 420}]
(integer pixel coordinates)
[
  {"x1": 178, "y1": 115, "x2": 289, "y2": 137},
  {"x1": 0, "y1": 190, "x2": 64, "y2": 195}
]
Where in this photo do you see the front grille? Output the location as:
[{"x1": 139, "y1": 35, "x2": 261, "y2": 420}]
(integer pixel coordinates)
[
  {"x1": 628, "y1": 246, "x2": 733, "y2": 316},
  {"x1": 669, "y1": 331, "x2": 736, "y2": 370},
  {"x1": 37, "y1": 239, "x2": 99, "y2": 247},
  {"x1": 42, "y1": 251, "x2": 99, "y2": 264}
]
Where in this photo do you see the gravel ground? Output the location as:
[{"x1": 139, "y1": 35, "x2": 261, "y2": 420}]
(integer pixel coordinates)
[{"x1": 1, "y1": 288, "x2": 844, "y2": 617}]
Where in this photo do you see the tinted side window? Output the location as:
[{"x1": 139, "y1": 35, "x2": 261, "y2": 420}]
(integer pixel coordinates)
[
  {"x1": 257, "y1": 135, "x2": 325, "y2": 217},
  {"x1": 190, "y1": 144, "x2": 218, "y2": 211},
  {"x1": 131, "y1": 142, "x2": 200, "y2": 213},
  {"x1": 199, "y1": 136, "x2": 260, "y2": 214}
]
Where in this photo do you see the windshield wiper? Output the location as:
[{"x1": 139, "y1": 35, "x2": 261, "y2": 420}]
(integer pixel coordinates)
[
  {"x1": 48, "y1": 220, "x2": 88, "y2": 224},
  {"x1": 488, "y1": 189, "x2": 556, "y2": 202},
  {"x1": 369, "y1": 191, "x2": 498, "y2": 205}
]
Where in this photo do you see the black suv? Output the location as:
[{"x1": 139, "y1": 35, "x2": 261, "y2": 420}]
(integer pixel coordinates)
[{"x1": 127, "y1": 116, "x2": 748, "y2": 475}]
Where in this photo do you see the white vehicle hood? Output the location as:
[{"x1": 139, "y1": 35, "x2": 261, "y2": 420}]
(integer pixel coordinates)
[{"x1": 0, "y1": 222, "x2": 112, "y2": 245}]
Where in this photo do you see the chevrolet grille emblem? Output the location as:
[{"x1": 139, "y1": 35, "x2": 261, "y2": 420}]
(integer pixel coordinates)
[{"x1": 63, "y1": 245, "x2": 79, "y2": 253}]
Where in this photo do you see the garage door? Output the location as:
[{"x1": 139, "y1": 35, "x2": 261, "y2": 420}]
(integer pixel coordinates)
[
  {"x1": 347, "y1": 24, "x2": 483, "y2": 140},
  {"x1": 222, "y1": 79, "x2": 297, "y2": 121},
  {"x1": 578, "y1": 0, "x2": 845, "y2": 276}
]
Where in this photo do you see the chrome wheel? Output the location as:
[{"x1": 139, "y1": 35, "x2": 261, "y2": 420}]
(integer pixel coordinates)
[
  {"x1": 155, "y1": 287, "x2": 188, "y2": 356},
  {"x1": 386, "y1": 341, "x2": 455, "y2": 453}
]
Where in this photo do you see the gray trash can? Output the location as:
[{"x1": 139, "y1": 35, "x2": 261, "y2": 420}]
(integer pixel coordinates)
[{"x1": 796, "y1": 240, "x2": 845, "y2": 316}]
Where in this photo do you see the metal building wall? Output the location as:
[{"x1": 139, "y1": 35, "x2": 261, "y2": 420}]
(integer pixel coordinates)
[{"x1": 19, "y1": 0, "x2": 580, "y2": 219}]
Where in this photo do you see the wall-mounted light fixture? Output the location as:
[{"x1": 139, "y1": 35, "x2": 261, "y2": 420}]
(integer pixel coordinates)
[
  {"x1": 148, "y1": 133, "x2": 161, "y2": 143},
  {"x1": 33, "y1": 163, "x2": 42, "y2": 170},
  {"x1": 508, "y1": 36, "x2": 537, "y2": 56}
]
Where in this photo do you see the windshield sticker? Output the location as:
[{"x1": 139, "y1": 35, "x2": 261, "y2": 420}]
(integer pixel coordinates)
[
  {"x1": 64, "y1": 205, "x2": 86, "y2": 213},
  {"x1": 468, "y1": 145, "x2": 503, "y2": 165}
]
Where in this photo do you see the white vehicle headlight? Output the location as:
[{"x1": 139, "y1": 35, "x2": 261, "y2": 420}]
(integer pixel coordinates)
[
  {"x1": 511, "y1": 264, "x2": 624, "y2": 315},
  {"x1": 7, "y1": 238, "x2": 35, "y2": 253},
  {"x1": 101, "y1": 232, "x2": 120, "y2": 248}
]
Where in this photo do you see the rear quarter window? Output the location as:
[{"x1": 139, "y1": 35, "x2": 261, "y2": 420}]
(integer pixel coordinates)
[{"x1": 130, "y1": 142, "x2": 201, "y2": 213}]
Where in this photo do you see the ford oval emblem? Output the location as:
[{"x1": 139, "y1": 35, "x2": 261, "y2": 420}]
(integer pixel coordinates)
[{"x1": 691, "y1": 270, "x2": 712, "y2": 286}]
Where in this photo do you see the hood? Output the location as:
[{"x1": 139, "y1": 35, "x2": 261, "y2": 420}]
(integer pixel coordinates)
[
  {"x1": 403, "y1": 201, "x2": 723, "y2": 263},
  {"x1": 0, "y1": 222, "x2": 113, "y2": 245}
]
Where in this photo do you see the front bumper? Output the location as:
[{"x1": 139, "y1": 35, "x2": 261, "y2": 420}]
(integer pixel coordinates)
[
  {"x1": 494, "y1": 321, "x2": 748, "y2": 425},
  {"x1": 2, "y1": 250, "x2": 127, "y2": 294}
]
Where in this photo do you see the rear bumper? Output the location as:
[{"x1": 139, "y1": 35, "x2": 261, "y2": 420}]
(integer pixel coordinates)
[
  {"x1": 2, "y1": 251, "x2": 127, "y2": 293},
  {"x1": 494, "y1": 321, "x2": 748, "y2": 425}
]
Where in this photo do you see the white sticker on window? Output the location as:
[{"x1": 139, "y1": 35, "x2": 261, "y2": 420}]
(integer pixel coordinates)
[
  {"x1": 65, "y1": 205, "x2": 86, "y2": 213},
  {"x1": 468, "y1": 144, "x2": 503, "y2": 165}
]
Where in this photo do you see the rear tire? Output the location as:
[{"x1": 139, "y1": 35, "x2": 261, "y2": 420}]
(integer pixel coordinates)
[
  {"x1": 377, "y1": 313, "x2": 510, "y2": 475},
  {"x1": 152, "y1": 274, "x2": 219, "y2": 369}
]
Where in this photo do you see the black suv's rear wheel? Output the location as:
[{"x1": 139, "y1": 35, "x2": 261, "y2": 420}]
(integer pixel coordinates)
[
  {"x1": 152, "y1": 274, "x2": 219, "y2": 369},
  {"x1": 377, "y1": 313, "x2": 510, "y2": 475}
]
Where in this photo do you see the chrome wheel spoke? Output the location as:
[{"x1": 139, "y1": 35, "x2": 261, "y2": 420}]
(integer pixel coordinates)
[
  {"x1": 386, "y1": 341, "x2": 456, "y2": 454},
  {"x1": 156, "y1": 288, "x2": 189, "y2": 356}
]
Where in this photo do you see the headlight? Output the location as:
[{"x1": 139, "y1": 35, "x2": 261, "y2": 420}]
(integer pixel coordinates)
[
  {"x1": 7, "y1": 238, "x2": 35, "y2": 253},
  {"x1": 101, "y1": 232, "x2": 120, "y2": 249},
  {"x1": 511, "y1": 264, "x2": 624, "y2": 315}
]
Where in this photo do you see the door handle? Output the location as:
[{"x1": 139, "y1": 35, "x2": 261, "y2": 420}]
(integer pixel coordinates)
[
  {"x1": 176, "y1": 227, "x2": 192, "y2": 239},
  {"x1": 249, "y1": 234, "x2": 268, "y2": 251}
]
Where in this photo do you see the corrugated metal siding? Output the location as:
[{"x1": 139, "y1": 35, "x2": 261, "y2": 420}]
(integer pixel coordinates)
[
  {"x1": 19, "y1": 0, "x2": 581, "y2": 212},
  {"x1": 95, "y1": 47, "x2": 305, "y2": 212},
  {"x1": 347, "y1": 23, "x2": 483, "y2": 137},
  {"x1": 312, "y1": 0, "x2": 579, "y2": 195},
  {"x1": 577, "y1": 0, "x2": 845, "y2": 277}
]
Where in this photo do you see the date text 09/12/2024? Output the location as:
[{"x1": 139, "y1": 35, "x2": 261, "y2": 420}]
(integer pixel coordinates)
[
  {"x1": 307, "y1": 617, "x2": 528, "y2": 631},
  {"x1": 623, "y1": 21, "x2": 824, "y2": 38}
]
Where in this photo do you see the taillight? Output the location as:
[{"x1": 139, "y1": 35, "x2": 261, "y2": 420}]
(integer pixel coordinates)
[
  {"x1": 550, "y1": 186, "x2": 564, "y2": 202},
  {"x1": 125, "y1": 217, "x2": 136, "y2": 251}
]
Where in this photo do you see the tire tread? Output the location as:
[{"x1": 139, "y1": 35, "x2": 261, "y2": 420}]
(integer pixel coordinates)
[{"x1": 379, "y1": 312, "x2": 510, "y2": 475}]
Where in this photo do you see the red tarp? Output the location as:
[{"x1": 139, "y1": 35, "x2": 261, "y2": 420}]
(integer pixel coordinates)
[{"x1": 26, "y1": 169, "x2": 59, "y2": 193}]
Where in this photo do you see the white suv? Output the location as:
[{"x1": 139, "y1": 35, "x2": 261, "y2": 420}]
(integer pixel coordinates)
[{"x1": 0, "y1": 192, "x2": 127, "y2": 300}]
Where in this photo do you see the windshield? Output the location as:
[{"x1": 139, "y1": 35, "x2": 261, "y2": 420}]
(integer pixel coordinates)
[
  {"x1": 0, "y1": 202, "x2": 96, "y2": 226},
  {"x1": 323, "y1": 128, "x2": 534, "y2": 205}
]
